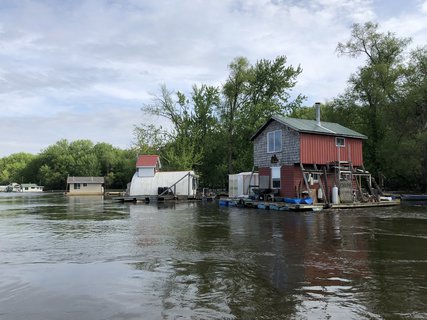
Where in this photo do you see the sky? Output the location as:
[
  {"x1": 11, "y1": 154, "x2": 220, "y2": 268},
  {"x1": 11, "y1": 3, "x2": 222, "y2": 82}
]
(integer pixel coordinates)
[{"x1": 1, "y1": 0, "x2": 426, "y2": 157}]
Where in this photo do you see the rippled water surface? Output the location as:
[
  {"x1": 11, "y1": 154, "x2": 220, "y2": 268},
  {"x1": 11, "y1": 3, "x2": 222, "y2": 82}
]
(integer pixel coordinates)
[{"x1": 0, "y1": 193, "x2": 426, "y2": 319}]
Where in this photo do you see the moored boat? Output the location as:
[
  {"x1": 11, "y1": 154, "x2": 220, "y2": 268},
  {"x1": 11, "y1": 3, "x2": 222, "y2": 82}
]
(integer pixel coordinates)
[
  {"x1": 401, "y1": 194, "x2": 427, "y2": 201},
  {"x1": 21, "y1": 183, "x2": 44, "y2": 193}
]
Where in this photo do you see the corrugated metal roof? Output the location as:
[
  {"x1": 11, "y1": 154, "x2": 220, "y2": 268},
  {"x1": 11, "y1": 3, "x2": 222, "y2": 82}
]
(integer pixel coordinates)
[
  {"x1": 251, "y1": 116, "x2": 367, "y2": 140},
  {"x1": 136, "y1": 155, "x2": 161, "y2": 167},
  {"x1": 66, "y1": 176, "x2": 105, "y2": 184}
]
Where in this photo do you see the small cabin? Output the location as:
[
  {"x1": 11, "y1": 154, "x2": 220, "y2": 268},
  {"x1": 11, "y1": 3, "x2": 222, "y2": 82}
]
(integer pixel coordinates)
[
  {"x1": 251, "y1": 107, "x2": 369, "y2": 203},
  {"x1": 21, "y1": 183, "x2": 44, "y2": 193},
  {"x1": 128, "y1": 155, "x2": 198, "y2": 199},
  {"x1": 67, "y1": 176, "x2": 105, "y2": 195}
]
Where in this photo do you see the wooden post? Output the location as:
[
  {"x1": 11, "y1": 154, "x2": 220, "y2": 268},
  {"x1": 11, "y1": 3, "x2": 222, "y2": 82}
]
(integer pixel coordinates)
[
  {"x1": 300, "y1": 163, "x2": 310, "y2": 193},
  {"x1": 323, "y1": 167, "x2": 330, "y2": 204}
]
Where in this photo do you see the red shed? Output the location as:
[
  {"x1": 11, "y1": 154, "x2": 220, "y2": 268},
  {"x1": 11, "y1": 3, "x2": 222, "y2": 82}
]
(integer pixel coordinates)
[{"x1": 250, "y1": 112, "x2": 368, "y2": 203}]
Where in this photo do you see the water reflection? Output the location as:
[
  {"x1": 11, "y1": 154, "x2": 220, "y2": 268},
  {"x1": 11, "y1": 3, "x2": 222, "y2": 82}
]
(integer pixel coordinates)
[{"x1": 0, "y1": 194, "x2": 426, "y2": 319}]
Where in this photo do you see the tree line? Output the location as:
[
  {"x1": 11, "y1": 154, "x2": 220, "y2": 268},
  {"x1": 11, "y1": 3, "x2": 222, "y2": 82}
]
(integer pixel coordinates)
[
  {"x1": 1, "y1": 22, "x2": 426, "y2": 192},
  {"x1": 0, "y1": 140, "x2": 136, "y2": 190}
]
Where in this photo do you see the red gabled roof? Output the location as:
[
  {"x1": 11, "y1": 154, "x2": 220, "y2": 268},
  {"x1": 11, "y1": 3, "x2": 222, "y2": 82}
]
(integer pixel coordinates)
[{"x1": 136, "y1": 155, "x2": 161, "y2": 167}]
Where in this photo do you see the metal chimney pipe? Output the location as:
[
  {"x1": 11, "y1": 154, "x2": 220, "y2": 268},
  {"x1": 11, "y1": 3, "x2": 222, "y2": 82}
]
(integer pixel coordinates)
[{"x1": 315, "y1": 102, "x2": 321, "y2": 126}]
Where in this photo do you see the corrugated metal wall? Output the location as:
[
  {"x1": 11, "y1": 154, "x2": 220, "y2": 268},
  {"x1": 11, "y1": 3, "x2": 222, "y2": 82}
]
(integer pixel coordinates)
[{"x1": 300, "y1": 133, "x2": 363, "y2": 166}]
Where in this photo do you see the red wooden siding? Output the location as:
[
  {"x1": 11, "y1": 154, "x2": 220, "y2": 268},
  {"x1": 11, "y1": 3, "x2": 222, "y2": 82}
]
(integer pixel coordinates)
[
  {"x1": 259, "y1": 165, "x2": 342, "y2": 199},
  {"x1": 259, "y1": 167, "x2": 271, "y2": 178},
  {"x1": 258, "y1": 167, "x2": 271, "y2": 189},
  {"x1": 259, "y1": 166, "x2": 302, "y2": 197},
  {"x1": 300, "y1": 133, "x2": 363, "y2": 166},
  {"x1": 281, "y1": 165, "x2": 304, "y2": 198}
]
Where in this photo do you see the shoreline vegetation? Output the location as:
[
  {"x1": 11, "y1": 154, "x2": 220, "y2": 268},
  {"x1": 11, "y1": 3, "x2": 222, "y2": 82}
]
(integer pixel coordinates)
[{"x1": 1, "y1": 22, "x2": 426, "y2": 192}]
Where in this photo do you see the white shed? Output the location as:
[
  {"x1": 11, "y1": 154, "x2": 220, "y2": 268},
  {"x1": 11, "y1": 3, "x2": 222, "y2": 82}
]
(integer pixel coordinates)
[
  {"x1": 129, "y1": 171, "x2": 197, "y2": 197},
  {"x1": 228, "y1": 172, "x2": 259, "y2": 198},
  {"x1": 129, "y1": 155, "x2": 198, "y2": 198}
]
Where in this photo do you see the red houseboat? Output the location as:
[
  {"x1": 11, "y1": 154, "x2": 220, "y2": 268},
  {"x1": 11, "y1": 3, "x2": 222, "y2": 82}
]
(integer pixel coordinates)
[{"x1": 250, "y1": 104, "x2": 377, "y2": 204}]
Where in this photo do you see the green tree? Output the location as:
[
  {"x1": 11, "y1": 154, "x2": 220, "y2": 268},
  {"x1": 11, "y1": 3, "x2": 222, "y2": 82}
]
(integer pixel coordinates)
[
  {"x1": 37, "y1": 139, "x2": 101, "y2": 190},
  {"x1": 138, "y1": 84, "x2": 220, "y2": 172},
  {"x1": 332, "y1": 22, "x2": 427, "y2": 191},
  {"x1": 132, "y1": 124, "x2": 167, "y2": 155},
  {"x1": 381, "y1": 46, "x2": 427, "y2": 190},
  {"x1": 220, "y1": 55, "x2": 303, "y2": 173},
  {"x1": 0, "y1": 153, "x2": 36, "y2": 184},
  {"x1": 92, "y1": 142, "x2": 135, "y2": 189},
  {"x1": 135, "y1": 56, "x2": 303, "y2": 188},
  {"x1": 336, "y1": 22, "x2": 411, "y2": 173}
]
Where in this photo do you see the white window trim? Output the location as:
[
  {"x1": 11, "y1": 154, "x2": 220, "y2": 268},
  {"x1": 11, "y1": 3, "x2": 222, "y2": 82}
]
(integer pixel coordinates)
[{"x1": 267, "y1": 130, "x2": 282, "y2": 153}]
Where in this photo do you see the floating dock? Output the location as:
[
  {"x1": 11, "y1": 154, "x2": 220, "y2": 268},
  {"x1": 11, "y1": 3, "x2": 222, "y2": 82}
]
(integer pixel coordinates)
[
  {"x1": 218, "y1": 197, "x2": 401, "y2": 212},
  {"x1": 218, "y1": 198, "x2": 323, "y2": 211},
  {"x1": 326, "y1": 199, "x2": 401, "y2": 209},
  {"x1": 113, "y1": 195, "x2": 197, "y2": 203}
]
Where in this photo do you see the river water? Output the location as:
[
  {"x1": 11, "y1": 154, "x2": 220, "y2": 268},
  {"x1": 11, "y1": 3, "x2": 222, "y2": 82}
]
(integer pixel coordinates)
[{"x1": 0, "y1": 193, "x2": 426, "y2": 320}]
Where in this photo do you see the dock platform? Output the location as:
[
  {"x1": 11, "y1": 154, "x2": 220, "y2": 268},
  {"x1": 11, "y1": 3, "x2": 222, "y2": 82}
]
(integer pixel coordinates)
[
  {"x1": 113, "y1": 195, "x2": 197, "y2": 203},
  {"x1": 218, "y1": 197, "x2": 401, "y2": 212},
  {"x1": 326, "y1": 199, "x2": 401, "y2": 209},
  {"x1": 219, "y1": 198, "x2": 323, "y2": 211}
]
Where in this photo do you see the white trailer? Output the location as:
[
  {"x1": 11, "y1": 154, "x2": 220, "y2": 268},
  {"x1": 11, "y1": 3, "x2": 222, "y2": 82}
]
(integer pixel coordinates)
[{"x1": 228, "y1": 172, "x2": 259, "y2": 198}]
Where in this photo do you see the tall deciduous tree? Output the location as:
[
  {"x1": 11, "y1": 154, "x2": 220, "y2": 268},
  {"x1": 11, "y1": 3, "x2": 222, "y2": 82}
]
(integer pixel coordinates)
[
  {"x1": 330, "y1": 22, "x2": 427, "y2": 191},
  {"x1": 220, "y1": 55, "x2": 303, "y2": 173},
  {"x1": 336, "y1": 22, "x2": 411, "y2": 173},
  {"x1": 138, "y1": 84, "x2": 220, "y2": 173}
]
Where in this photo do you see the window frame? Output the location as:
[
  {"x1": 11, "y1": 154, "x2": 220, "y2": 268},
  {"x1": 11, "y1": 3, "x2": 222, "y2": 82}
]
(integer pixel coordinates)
[
  {"x1": 335, "y1": 137, "x2": 345, "y2": 147},
  {"x1": 267, "y1": 130, "x2": 282, "y2": 153},
  {"x1": 271, "y1": 166, "x2": 281, "y2": 189}
]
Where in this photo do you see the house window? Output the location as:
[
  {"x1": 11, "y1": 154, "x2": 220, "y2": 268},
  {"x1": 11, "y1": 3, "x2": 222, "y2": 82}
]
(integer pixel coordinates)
[
  {"x1": 74, "y1": 183, "x2": 81, "y2": 189},
  {"x1": 271, "y1": 166, "x2": 281, "y2": 189},
  {"x1": 267, "y1": 130, "x2": 282, "y2": 153},
  {"x1": 83, "y1": 183, "x2": 87, "y2": 187},
  {"x1": 336, "y1": 137, "x2": 345, "y2": 147}
]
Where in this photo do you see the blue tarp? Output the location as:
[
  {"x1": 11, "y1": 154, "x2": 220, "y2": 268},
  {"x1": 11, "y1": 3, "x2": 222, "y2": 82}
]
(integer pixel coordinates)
[{"x1": 284, "y1": 197, "x2": 313, "y2": 205}]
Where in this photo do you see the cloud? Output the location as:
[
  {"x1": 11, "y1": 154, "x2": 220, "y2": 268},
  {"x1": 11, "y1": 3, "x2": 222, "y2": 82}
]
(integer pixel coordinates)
[
  {"x1": 0, "y1": 0, "x2": 425, "y2": 157},
  {"x1": 0, "y1": 106, "x2": 166, "y2": 157}
]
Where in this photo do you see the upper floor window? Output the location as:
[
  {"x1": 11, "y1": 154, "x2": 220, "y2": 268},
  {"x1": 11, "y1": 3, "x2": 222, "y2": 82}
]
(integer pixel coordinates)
[
  {"x1": 336, "y1": 137, "x2": 345, "y2": 147},
  {"x1": 267, "y1": 130, "x2": 282, "y2": 153}
]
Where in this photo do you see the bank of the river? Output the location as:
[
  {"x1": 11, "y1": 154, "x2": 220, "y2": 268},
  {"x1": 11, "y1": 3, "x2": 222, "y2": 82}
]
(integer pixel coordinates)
[{"x1": 0, "y1": 192, "x2": 426, "y2": 319}]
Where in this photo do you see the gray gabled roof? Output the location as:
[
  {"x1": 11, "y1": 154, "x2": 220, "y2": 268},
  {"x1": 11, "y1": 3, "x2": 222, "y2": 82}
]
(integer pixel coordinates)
[
  {"x1": 251, "y1": 115, "x2": 367, "y2": 140},
  {"x1": 67, "y1": 176, "x2": 105, "y2": 184}
]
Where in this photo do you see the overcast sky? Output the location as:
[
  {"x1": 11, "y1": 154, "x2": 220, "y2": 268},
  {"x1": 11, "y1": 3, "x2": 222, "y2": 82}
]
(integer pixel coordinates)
[{"x1": 1, "y1": 0, "x2": 426, "y2": 157}]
